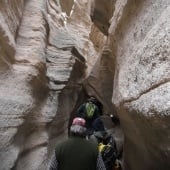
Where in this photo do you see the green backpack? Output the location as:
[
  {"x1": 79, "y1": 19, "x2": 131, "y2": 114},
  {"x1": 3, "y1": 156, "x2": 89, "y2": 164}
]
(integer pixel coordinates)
[{"x1": 85, "y1": 102, "x2": 96, "y2": 118}]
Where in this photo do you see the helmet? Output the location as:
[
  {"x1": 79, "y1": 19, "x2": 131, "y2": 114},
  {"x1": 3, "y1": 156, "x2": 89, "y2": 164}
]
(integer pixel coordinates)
[{"x1": 72, "y1": 117, "x2": 86, "y2": 127}]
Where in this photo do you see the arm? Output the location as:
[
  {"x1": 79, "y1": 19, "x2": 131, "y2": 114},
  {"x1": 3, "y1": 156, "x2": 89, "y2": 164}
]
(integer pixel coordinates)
[
  {"x1": 97, "y1": 152, "x2": 106, "y2": 170},
  {"x1": 47, "y1": 151, "x2": 58, "y2": 170}
]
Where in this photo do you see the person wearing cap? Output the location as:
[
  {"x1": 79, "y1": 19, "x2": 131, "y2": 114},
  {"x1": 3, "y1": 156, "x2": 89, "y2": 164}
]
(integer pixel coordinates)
[
  {"x1": 89, "y1": 118, "x2": 120, "y2": 170},
  {"x1": 48, "y1": 117, "x2": 106, "y2": 170}
]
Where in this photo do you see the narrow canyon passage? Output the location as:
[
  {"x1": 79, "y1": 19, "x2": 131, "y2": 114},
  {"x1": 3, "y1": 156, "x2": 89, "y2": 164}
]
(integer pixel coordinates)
[
  {"x1": 47, "y1": 92, "x2": 124, "y2": 170},
  {"x1": 0, "y1": 0, "x2": 169, "y2": 170}
]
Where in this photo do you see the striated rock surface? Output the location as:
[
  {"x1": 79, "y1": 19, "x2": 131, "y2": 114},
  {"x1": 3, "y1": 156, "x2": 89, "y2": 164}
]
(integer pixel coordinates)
[
  {"x1": 0, "y1": 0, "x2": 24, "y2": 70},
  {"x1": 89, "y1": 0, "x2": 170, "y2": 170},
  {"x1": 0, "y1": 0, "x2": 99, "y2": 170}
]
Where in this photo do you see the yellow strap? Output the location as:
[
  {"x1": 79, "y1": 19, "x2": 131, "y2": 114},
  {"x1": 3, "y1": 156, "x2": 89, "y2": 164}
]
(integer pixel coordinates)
[
  {"x1": 98, "y1": 143, "x2": 112, "y2": 152},
  {"x1": 98, "y1": 143, "x2": 105, "y2": 152}
]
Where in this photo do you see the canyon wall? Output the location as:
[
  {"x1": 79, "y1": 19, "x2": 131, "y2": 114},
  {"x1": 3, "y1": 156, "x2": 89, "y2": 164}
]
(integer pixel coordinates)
[
  {"x1": 0, "y1": 0, "x2": 99, "y2": 169},
  {"x1": 89, "y1": 0, "x2": 170, "y2": 170}
]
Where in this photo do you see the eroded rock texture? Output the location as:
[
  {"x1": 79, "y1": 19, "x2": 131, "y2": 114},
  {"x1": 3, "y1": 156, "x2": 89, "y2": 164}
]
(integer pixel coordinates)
[
  {"x1": 89, "y1": 0, "x2": 170, "y2": 170},
  {"x1": 0, "y1": 0, "x2": 98, "y2": 170},
  {"x1": 0, "y1": 0, "x2": 169, "y2": 170}
]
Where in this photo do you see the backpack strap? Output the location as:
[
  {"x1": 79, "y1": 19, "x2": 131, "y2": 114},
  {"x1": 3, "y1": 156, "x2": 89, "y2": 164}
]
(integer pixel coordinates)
[{"x1": 98, "y1": 142, "x2": 106, "y2": 152}]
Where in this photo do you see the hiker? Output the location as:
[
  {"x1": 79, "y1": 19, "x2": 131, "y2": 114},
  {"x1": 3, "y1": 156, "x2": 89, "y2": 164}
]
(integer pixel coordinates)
[
  {"x1": 89, "y1": 118, "x2": 120, "y2": 170},
  {"x1": 48, "y1": 117, "x2": 106, "y2": 170},
  {"x1": 76, "y1": 96, "x2": 103, "y2": 136}
]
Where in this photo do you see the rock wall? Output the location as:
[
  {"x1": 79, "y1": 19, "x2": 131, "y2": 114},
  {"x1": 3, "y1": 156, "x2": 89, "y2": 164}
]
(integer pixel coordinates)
[
  {"x1": 0, "y1": 0, "x2": 24, "y2": 69},
  {"x1": 89, "y1": 0, "x2": 170, "y2": 170},
  {"x1": 0, "y1": 0, "x2": 99, "y2": 170}
]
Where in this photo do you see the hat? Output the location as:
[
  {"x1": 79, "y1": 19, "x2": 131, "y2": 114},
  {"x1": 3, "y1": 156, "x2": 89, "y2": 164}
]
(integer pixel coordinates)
[
  {"x1": 88, "y1": 96, "x2": 98, "y2": 103},
  {"x1": 92, "y1": 118, "x2": 105, "y2": 131},
  {"x1": 72, "y1": 117, "x2": 86, "y2": 127},
  {"x1": 70, "y1": 117, "x2": 87, "y2": 137}
]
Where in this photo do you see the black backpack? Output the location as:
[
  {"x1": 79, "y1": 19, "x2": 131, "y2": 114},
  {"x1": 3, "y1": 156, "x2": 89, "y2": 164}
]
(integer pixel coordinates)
[
  {"x1": 97, "y1": 134, "x2": 118, "y2": 170},
  {"x1": 100, "y1": 143, "x2": 117, "y2": 170}
]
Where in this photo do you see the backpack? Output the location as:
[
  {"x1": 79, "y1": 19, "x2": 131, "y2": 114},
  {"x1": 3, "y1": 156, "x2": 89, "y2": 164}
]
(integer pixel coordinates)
[
  {"x1": 93, "y1": 132, "x2": 117, "y2": 170},
  {"x1": 99, "y1": 142, "x2": 117, "y2": 170},
  {"x1": 85, "y1": 102, "x2": 97, "y2": 118},
  {"x1": 76, "y1": 102, "x2": 99, "y2": 120}
]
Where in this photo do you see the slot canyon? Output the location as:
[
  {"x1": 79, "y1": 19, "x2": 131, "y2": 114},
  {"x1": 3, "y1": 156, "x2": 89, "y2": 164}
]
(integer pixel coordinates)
[{"x1": 0, "y1": 0, "x2": 169, "y2": 170}]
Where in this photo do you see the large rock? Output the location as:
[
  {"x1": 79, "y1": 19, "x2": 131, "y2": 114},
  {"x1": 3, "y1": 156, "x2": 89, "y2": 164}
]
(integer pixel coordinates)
[
  {"x1": 0, "y1": 0, "x2": 100, "y2": 169},
  {"x1": 88, "y1": 0, "x2": 170, "y2": 170}
]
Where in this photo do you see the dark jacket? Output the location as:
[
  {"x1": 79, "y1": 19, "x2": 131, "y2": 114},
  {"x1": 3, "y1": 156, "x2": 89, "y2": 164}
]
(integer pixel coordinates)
[
  {"x1": 48, "y1": 136, "x2": 106, "y2": 170},
  {"x1": 76, "y1": 102, "x2": 101, "y2": 135},
  {"x1": 89, "y1": 131, "x2": 118, "y2": 170}
]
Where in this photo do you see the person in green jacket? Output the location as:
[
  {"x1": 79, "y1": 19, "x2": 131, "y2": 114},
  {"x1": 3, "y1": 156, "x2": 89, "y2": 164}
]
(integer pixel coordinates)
[{"x1": 48, "y1": 117, "x2": 106, "y2": 170}]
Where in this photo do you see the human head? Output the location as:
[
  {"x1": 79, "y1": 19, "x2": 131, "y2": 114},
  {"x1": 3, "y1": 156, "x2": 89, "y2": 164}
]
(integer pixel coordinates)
[
  {"x1": 87, "y1": 96, "x2": 98, "y2": 104},
  {"x1": 92, "y1": 118, "x2": 105, "y2": 132},
  {"x1": 70, "y1": 117, "x2": 87, "y2": 137},
  {"x1": 87, "y1": 96, "x2": 103, "y2": 114}
]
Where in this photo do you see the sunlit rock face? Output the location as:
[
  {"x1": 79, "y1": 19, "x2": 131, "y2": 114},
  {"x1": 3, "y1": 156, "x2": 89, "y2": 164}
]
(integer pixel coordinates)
[
  {"x1": 90, "y1": 0, "x2": 170, "y2": 170},
  {"x1": 0, "y1": 0, "x2": 99, "y2": 170}
]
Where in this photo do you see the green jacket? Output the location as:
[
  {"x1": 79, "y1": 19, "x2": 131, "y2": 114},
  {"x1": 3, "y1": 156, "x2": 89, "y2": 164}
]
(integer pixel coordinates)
[{"x1": 55, "y1": 137, "x2": 98, "y2": 170}]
